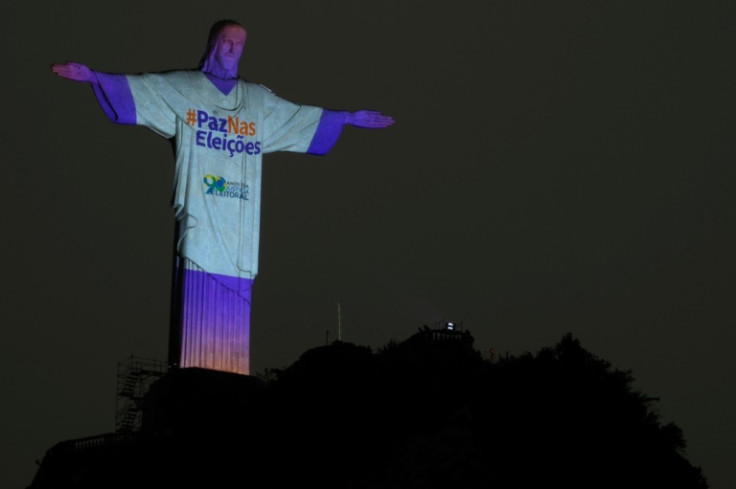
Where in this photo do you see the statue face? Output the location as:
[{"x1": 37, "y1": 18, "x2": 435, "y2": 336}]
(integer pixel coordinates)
[{"x1": 214, "y1": 25, "x2": 247, "y2": 72}]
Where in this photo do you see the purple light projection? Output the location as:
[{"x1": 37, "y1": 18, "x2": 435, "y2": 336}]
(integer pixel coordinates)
[{"x1": 51, "y1": 20, "x2": 394, "y2": 375}]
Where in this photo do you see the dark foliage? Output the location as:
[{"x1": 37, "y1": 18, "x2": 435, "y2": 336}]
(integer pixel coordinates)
[{"x1": 30, "y1": 332, "x2": 708, "y2": 489}]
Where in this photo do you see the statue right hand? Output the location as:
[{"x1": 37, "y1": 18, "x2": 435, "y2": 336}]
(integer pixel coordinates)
[{"x1": 51, "y1": 62, "x2": 95, "y2": 83}]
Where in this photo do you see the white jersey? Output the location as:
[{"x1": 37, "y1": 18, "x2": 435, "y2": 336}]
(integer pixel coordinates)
[{"x1": 125, "y1": 70, "x2": 324, "y2": 279}]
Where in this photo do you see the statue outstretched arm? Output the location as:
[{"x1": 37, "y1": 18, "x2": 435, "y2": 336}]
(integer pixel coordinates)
[
  {"x1": 306, "y1": 109, "x2": 394, "y2": 155},
  {"x1": 51, "y1": 62, "x2": 394, "y2": 141},
  {"x1": 51, "y1": 62, "x2": 137, "y2": 124}
]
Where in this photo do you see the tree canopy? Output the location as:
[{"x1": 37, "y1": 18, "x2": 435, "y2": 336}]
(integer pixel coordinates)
[{"x1": 30, "y1": 331, "x2": 708, "y2": 489}]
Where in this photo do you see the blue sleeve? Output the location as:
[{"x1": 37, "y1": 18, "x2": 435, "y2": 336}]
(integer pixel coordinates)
[
  {"x1": 91, "y1": 72, "x2": 137, "y2": 124},
  {"x1": 306, "y1": 110, "x2": 348, "y2": 155}
]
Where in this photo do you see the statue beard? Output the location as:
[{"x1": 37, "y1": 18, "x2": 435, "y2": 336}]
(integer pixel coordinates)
[{"x1": 201, "y1": 45, "x2": 239, "y2": 79}]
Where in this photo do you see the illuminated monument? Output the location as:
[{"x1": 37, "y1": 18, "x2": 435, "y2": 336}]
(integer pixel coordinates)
[{"x1": 51, "y1": 20, "x2": 393, "y2": 375}]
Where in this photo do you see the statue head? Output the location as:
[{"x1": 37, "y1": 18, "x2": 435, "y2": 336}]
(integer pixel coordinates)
[{"x1": 199, "y1": 19, "x2": 247, "y2": 79}]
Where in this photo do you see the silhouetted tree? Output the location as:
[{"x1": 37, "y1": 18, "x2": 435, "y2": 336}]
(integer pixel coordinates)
[{"x1": 30, "y1": 332, "x2": 707, "y2": 489}]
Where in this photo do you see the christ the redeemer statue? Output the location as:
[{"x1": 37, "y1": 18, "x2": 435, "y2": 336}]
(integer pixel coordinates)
[{"x1": 51, "y1": 19, "x2": 394, "y2": 376}]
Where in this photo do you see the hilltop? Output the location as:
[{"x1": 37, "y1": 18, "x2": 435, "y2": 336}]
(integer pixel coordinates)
[{"x1": 29, "y1": 327, "x2": 707, "y2": 488}]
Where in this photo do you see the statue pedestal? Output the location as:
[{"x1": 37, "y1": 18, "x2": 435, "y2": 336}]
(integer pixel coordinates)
[{"x1": 141, "y1": 367, "x2": 264, "y2": 432}]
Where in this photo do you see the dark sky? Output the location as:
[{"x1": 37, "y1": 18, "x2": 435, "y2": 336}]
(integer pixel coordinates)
[{"x1": 2, "y1": 1, "x2": 735, "y2": 487}]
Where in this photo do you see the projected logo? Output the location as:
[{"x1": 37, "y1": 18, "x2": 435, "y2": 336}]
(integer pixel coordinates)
[
  {"x1": 187, "y1": 108, "x2": 261, "y2": 157},
  {"x1": 203, "y1": 175, "x2": 249, "y2": 200}
]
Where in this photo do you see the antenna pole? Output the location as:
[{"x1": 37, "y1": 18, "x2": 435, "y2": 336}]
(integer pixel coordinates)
[{"x1": 337, "y1": 302, "x2": 342, "y2": 342}]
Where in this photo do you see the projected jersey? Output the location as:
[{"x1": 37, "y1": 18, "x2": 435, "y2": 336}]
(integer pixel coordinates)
[{"x1": 92, "y1": 70, "x2": 346, "y2": 374}]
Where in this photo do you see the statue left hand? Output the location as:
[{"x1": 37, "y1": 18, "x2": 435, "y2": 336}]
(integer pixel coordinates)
[{"x1": 346, "y1": 110, "x2": 395, "y2": 128}]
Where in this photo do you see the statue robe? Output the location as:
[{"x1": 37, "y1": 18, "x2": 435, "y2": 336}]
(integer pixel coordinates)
[{"x1": 91, "y1": 70, "x2": 346, "y2": 374}]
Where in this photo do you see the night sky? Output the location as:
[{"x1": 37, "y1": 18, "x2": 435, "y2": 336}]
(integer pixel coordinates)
[{"x1": 2, "y1": 1, "x2": 735, "y2": 487}]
